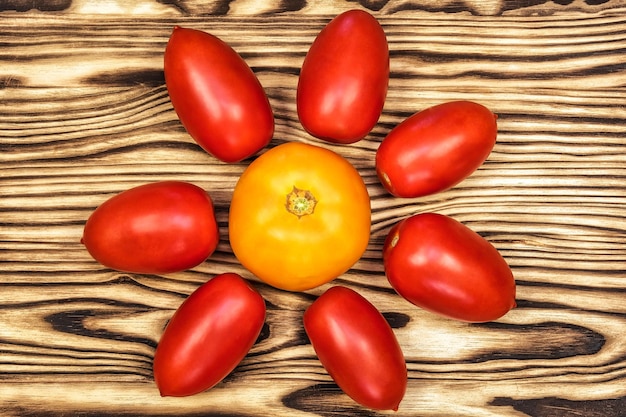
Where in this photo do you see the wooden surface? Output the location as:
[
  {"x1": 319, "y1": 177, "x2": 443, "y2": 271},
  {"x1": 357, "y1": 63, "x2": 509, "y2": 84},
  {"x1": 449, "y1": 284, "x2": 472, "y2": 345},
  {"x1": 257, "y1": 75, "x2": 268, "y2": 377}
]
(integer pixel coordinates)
[{"x1": 1, "y1": 1, "x2": 625, "y2": 416}]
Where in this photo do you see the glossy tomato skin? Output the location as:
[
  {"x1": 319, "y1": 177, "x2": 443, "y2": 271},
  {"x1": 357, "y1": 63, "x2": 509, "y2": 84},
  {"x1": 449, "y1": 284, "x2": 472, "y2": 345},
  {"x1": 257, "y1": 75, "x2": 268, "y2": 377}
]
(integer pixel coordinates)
[
  {"x1": 383, "y1": 213, "x2": 516, "y2": 322},
  {"x1": 82, "y1": 181, "x2": 219, "y2": 274},
  {"x1": 297, "y1": 10, "x2": 389, "y2": 144},
  {"x1": 164, "y1": 26, "x2": 274, "y2": 163},
  {"x1": 304, "y1": 286, "x2": 407, "y2": 411},
  {"x1": 229, "y1": 142, "x2": 371, "y2": 292},
  {"x1": 153, "y1": 273, "x2": 266, "y2": 397},
  {"x1": 376, "y1": 101, "x2": 498, "y2": 197}
]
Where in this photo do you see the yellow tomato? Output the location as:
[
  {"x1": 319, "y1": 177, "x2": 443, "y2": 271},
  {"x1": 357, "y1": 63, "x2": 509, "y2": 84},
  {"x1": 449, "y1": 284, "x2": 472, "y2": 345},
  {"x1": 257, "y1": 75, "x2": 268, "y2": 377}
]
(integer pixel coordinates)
[{"x1": 229, "y1": 142, "x2": 371, "y2": 291}]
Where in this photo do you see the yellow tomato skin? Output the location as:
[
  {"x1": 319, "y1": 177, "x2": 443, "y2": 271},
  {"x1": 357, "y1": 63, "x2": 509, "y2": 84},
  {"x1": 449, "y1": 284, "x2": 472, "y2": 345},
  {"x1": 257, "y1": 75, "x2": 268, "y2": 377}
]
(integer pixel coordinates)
[{"x1": 229, "y1": 142, "x2": 371, "y2": 291}]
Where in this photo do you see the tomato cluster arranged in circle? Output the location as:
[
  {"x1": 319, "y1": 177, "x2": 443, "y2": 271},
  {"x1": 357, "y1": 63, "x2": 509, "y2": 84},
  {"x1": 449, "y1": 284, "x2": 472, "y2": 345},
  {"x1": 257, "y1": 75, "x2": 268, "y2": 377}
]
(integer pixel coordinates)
[{"x1": 81, "y1": 9, "x2": 516, "y2": 411}]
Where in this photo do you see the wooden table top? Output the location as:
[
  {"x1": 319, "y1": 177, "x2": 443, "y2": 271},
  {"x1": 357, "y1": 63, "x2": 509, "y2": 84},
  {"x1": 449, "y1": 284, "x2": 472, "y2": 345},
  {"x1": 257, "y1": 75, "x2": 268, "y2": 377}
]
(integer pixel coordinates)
[{"x1": 1, "y1": 1, "x2": 625, "y2": 416}]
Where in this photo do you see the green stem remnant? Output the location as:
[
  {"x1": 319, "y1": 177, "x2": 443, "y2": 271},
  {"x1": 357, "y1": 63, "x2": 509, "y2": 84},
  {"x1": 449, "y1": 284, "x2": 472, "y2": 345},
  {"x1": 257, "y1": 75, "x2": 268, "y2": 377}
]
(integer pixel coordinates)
[{"x1": 286, "y1": 186, "x2": 317, "y2": 219}]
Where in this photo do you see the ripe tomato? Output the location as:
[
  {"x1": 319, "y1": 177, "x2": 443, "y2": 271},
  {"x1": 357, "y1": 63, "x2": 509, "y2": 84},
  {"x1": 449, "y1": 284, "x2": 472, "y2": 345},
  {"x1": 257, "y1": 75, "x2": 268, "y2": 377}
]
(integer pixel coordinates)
[
  {"x1": 297, "y1": 10, "x2": 389, "y2": 144},
  {"x1": 228, "y1": 142, "x2": 371, "y2": 291},
  {"x1": 82, "y1": 181, "x2": 218, "y2": 274},
  {"x1": 383, "y1": 213, "x2": 516, "y2": 322},
  {"x1": 153, "y1": 273, "x2": 266, "y2": 397},
  {"x1": 376, "y1": 101, "x2": 498, "y2": 197},
  {"x1": 303, "y1": 286, "x2": 407, "y2": 411},
  {"x1": 164, "y1": 26, "x2": 274, "y2": 163}
]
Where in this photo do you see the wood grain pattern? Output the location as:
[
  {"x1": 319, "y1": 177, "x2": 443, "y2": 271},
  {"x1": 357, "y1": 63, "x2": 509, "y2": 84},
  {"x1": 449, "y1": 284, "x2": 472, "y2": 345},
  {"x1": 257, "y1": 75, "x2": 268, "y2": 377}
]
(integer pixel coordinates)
[{"x1": 0, "y1": 1, "x2": 625, "y2": 416}]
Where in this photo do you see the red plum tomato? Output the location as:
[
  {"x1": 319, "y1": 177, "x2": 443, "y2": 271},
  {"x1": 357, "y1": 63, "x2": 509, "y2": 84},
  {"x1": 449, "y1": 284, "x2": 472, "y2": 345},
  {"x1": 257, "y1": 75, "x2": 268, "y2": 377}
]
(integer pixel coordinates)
[
  {"x1": 383, "y1": 213, "x2": 516, "y2": 322},
  {"x1": 303, "y1": 286, "x2": 407, "y2": 411},
  {"x1": 153, "y1": 273, "x2": 266, "y2": 397},
  {"x1": 164, "y1": 26, "x2": 274, "y2": 162},
  {"x1": 376, "y1": 101, "x2": 497, "y2": 197},
  {"x1": 297, "y1": 10, "x2": 389, "y2": 143},
  {"x1": 81, "y1": 181, "x2": 219, "y2": 274}
]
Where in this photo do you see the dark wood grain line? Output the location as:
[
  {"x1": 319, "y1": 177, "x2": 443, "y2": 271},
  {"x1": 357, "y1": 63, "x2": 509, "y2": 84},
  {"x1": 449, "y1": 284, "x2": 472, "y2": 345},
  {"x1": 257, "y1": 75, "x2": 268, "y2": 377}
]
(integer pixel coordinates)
[
  {"x1": 490, "y1": 396, "x2": 626, "y2": 417},
  {"x1": 0, "y1": 0, "x2": 71, "y2": 12}
]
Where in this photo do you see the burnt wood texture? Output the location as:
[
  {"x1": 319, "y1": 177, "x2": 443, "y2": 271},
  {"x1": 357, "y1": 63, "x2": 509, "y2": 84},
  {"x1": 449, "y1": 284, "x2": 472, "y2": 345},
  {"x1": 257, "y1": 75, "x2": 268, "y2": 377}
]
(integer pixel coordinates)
[{"x1": 0, "y1": 1, "x2": 625, "y2": 416}]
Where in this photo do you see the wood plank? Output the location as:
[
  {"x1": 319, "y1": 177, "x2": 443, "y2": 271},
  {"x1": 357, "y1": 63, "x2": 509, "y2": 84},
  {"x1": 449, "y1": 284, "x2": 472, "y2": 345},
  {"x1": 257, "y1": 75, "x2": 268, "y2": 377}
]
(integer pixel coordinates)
[
  {"x1": 2, "y1": 0, "x2": 626, "y2": 16},
  {"x1": 0, "y1": 4, "x2": 625, "y2": 416}
]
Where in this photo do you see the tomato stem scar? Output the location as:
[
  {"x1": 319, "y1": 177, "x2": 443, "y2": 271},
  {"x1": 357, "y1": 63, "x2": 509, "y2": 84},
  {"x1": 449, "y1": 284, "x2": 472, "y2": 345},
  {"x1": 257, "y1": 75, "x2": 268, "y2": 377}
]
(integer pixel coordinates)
[
  {"x1": 390, "y1": 233, "x2": 399, "y2": 248},
  {"x1": 381, "y1": 171, "x2": 391, "y2": 187},
  {"x1": 286, "y1": 186, "x2": 317, "y2": 218}
]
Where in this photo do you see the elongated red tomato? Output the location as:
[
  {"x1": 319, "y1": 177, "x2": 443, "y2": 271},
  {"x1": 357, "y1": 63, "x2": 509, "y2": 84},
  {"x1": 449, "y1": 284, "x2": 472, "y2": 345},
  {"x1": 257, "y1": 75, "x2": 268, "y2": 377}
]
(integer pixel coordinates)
[
  {"x1": 376, "y1": 101, "x2": 498, "y2": 197},
  {"x1": 303, "y1": 286, "x2": 407, "y2": 411},
  {"x1": 297, "y1": 10, "x2": 389, "y2": 144},
  {"x1": 153, "y1": 273, "x2": 266, "y2": 397},
  {"x1": 383, "y1": 213, "x2": 516, "y2": 322},
  {"x1": 82, "y1": 181, "x2": 218, "y2": 274},
  {"x1": 164, "y1": 26, "x2": 274, "y2": 162}
]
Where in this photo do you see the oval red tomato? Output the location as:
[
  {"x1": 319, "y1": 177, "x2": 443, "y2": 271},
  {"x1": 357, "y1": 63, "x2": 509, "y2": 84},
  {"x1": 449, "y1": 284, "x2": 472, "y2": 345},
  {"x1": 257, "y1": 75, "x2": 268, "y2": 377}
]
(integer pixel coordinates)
[
  {"x1": 164, "y1": 26, "x2": 274, "y2": 163},
  {"x1": 82, "y1": 181, "x2": 219, "y2": 274},
  {"x1": 376, "y1": 100, "x2": 498, "y2": 197},
  {"x1": 383, "y1": 213, "x2": 516, "y2": 322},
  {"x1": 153, "y1": 273, "x2": 265, "y2": 396},
  {"x1": 297, "y1": 10, "x2": 389, "y2": 144},
  {"x1": 303, "y1": 286, "x2": 407, "y2": 411}
]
